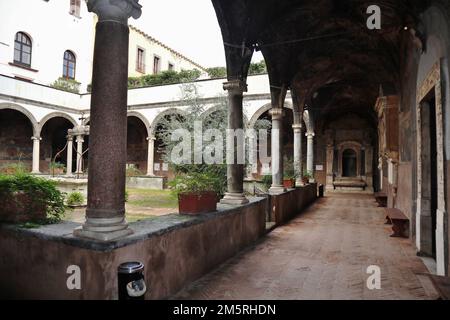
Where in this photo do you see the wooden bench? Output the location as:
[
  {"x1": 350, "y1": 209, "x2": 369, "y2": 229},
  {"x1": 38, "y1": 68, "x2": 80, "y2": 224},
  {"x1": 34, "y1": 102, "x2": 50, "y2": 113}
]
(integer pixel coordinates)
[
  {"x1": 374, "y1": 192, "x2": 387, "y2": 207},
  {"x1": 385, "y1": 208, "x2": 409, "y2": 238},
  {"x1": 424, "y1": 274, "x2": 450, "y2": 300},
  {"x1": 333, "y1": 180, "x2": 366, "y2": 191}
]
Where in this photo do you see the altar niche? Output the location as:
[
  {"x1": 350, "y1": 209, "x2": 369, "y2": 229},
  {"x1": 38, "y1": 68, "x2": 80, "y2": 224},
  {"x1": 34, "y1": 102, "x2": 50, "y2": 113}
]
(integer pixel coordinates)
[{"x1": 326, "y1": 139, "x2": 374, "y2": 192}]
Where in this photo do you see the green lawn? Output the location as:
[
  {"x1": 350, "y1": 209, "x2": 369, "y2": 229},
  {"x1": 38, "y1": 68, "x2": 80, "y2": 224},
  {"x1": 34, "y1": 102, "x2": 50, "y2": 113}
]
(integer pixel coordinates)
[
  {"x1": 64, "y1": 189, "x2": 178, "y2": 224},
  {"x1": 126, "y1": 188, "x2": 177, "y2": 208}
]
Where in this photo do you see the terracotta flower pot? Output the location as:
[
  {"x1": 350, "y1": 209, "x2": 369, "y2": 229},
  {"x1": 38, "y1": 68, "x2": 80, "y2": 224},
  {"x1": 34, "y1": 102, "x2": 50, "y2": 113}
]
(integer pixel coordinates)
[
  {"x1": 283, "y1": 179, "x2": 295, "y2": 189},
  {"x1": 50, "y1": 168, "x2": 65, "y2": 175},
  {"x1": 178, "y1": 191, "x2": 218, "y2": 215},
  {"x1": 0, "y1": 192, "x2": 47, "y2": 223}
]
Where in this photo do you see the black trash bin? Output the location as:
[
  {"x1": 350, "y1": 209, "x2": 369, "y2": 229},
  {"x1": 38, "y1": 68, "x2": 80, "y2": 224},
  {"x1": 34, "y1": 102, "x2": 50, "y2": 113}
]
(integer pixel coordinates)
[
  {"x1": 318, "y1": 184, "x2": 324, "y2": 197},
  {"x1": 118, "y1": 261, "x2": 147, "y2": 300}
]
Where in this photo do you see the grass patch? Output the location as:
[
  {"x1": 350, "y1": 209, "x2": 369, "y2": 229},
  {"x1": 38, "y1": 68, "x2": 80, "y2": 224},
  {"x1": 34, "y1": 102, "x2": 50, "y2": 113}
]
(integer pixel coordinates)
[{"x1": 126, "y1": 189, "x2": 177, "y2": 208}]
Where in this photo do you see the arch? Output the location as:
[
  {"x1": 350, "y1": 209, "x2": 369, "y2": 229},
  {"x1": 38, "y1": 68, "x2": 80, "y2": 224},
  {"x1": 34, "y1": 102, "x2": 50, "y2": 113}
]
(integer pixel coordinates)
[
  {"x1": 337, "y1": 140, "x2": 362, "y2": 150},
  {"x1": 201, "y1": 104, "x2": 226, "y2": 121},
  {"x1": 83, "y1": 115, "x2": 90, "y2": 125},
  {"x1": 0, "y1": 103, "x2": 39, "y2": 136},
  {"x1": 248, "y1": 102, "x2": 294, "y2": 129},
  {"x1": 38, "y1": 112, "x2": 78, "y2": 135},
  {"x1": 150, "y1": 108, "x2": 188, "y2": 135},
  {"x1": 303, "y1": 109, "x2": 314, "y2": 134},
  {"x1": 202, "y1": 104, "x2": 249, "y2": 126},
  {"x1": 127, "y1": 111, "x2": 151, "y2": 137}
]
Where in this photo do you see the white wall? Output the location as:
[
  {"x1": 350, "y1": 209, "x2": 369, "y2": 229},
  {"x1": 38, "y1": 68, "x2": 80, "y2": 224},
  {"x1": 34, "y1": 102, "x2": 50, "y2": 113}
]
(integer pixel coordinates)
[
  {"x1": 128, "y1": 25, "x2": 207, "y2": 78},
  {"x1": 0, "y1": 0, "x2": 94, "y2": 92},
  {"x1": 0, "y1": 73, "x2": 273, "y2": 131}
]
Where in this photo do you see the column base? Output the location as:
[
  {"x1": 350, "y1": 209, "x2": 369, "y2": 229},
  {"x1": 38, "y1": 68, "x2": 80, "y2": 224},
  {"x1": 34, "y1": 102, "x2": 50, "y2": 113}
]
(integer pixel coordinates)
[
  {"x1": 73, "y1": 216, "x2": 133, "y2": 242},
  {"x1": 220, "y1": 193, "x2": 249, "y2": 205},
  {"x1": 269, "y1": 186, "x2": 286, "y2": 195}
]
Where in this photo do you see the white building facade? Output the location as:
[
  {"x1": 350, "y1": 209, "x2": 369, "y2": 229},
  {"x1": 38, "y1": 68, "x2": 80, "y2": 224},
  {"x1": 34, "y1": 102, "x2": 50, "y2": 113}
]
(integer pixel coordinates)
[
  {"x1": 0, "y1": 0, "x2": 95, "y2": 91},
  {"x1": 0, "y1": 0, "x2": 207, "y2": 93}
]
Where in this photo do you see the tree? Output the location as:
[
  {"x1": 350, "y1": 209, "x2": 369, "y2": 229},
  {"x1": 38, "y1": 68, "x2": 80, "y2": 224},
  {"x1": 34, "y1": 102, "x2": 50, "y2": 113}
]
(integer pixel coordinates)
[
  {"x1": 248, "y1": 60, "x2": 267, "y2": 75},
  {"x1": 206, "y1": 67, "x2": 227, "y2": 79},
  {"x1": 156, "y1": 84, "x2": 271, "y2": 194}
]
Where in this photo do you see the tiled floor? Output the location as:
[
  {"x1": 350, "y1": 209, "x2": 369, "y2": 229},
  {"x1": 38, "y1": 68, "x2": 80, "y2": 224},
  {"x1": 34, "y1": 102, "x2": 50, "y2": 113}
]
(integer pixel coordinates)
[{"x1": 174, "y1": 193, "x2": 439, "y2": 300}]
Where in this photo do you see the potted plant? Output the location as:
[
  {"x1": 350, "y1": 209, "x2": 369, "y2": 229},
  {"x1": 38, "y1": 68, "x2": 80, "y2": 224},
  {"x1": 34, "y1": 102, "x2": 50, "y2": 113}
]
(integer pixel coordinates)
[
  {"x1": 169, "y1": 172, "x2": 221, "y2": 215},
  {"x1": 283, "y1": 172, "x2": 296, "y2": 189},
  {"x1": 302, "y1": 170, "x2": 313, "y2": 184},
  {"x1": 283, "y1": 157, "x2": 297, "y2": 188},
  {"x1": 49, "y1": 162, "x2": 66, "y2": 175},
  {"x1": 66, "y1": 192, "x2": 85, "y2": 208}
]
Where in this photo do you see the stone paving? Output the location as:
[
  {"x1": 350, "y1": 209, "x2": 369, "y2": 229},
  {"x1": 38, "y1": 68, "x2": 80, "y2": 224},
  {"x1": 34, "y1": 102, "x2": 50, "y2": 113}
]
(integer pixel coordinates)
[{"x1": 174, "y1": 193, "x2": 439, "y2": 300}]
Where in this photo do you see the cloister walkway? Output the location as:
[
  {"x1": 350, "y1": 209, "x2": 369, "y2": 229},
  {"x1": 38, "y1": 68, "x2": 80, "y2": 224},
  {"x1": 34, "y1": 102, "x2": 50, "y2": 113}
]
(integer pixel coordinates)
[{"x1": 174, "y1": 194, "x2": 438, "y2": 300}]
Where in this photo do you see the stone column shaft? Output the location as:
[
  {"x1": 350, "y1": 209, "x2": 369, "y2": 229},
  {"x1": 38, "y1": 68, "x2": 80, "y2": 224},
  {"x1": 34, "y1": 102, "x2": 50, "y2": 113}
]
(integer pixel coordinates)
[
  {"x1": 269, "y1": 108, "x2": 286, "y2": 194},
  {"x1": 293, "y1": 123, "x2": 303, "y2": 186},
  {"x1": 74, "y1": 0, "x2": 142, "y2": 241},
  {"x1": 75, "y1": 135, "x2": 84, "y2": 174},
  {"x1": 66, "y1": 136, "x2": 73, "y2": 176},
  {"x1": 147, "y1": 136, "x2": 155, "y2": 176},
  {"x1": 220, "y1": 80, "x2": 249, "y2": 205},
  {"x1": 326, "y1": 145, "x2": 334, "y2": 190},
  {"x1": 31, "y1": 136, "x2": 41, "y2": 174},
  {"x1": 306, "y1": 132, "x2": 315, "y2": 175}
]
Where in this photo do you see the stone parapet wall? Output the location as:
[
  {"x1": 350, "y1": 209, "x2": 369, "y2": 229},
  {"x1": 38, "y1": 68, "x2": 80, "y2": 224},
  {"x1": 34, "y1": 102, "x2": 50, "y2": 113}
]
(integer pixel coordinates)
[
  {"x1": 0, "y1": 198, "x2": 267, "y2": 299},
  {"x1": 270, "y1": 184, "x2": 318, "y2": 225}
]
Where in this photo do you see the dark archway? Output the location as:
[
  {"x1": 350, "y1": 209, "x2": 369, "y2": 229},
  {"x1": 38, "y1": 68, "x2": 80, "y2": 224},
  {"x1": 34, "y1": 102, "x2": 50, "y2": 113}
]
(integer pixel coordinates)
[
  {"x1": 127, "y1": 116, "x2": 148, "y2": 174},
  {"x1": 40, "y1": 117, "x2": 74, "y2": 173},
  {"x1": 0, "y1": 109, "x2": 34, "y2": 171}
]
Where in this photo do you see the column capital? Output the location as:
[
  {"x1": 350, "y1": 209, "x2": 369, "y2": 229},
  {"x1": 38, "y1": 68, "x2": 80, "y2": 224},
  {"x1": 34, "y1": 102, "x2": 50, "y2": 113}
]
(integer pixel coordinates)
[
  {"x1": 306, "y1": 132, "x2": 315, "y2": 138},
  {"x1": 147, "y1": 135, "x2": 156, "y2": 141},
  {"x1": 76, "y1": 135, "x2": 85, "y2": 143},
  {"x1": 223, "y1": 80, "x2": 248, "y2": 94},
  {"x1": 87, "y1": 0, "x2": 142, "y2": 24},
  {"x1": 67, "y1": 135, "x2": 74, "y2": 142},
  {"x1": 292, "y1": 123, "x2": 303, "y2": 132},
  {"x1": 269, "y1": 108, "x2": 284, "y2": 120},
  {"x1": 31, "y1": 136, "x2": 42, "y2": 141}
]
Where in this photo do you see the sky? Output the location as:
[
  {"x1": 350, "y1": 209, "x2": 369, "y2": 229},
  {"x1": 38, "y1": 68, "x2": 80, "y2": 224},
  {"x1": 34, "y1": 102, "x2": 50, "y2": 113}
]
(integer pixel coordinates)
[{"x1": 132, "y1": 0, "x2": 263, "y2": 69}]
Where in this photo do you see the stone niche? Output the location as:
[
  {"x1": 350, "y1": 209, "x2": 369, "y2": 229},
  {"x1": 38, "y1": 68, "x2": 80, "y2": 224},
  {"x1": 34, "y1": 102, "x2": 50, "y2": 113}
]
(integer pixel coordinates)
[
  {"x1": 375, "y1": 95, "x2": 399, "y2": 193},
  {"x1": 324, "y1": 113, "x2": 375, "y2": 192}
]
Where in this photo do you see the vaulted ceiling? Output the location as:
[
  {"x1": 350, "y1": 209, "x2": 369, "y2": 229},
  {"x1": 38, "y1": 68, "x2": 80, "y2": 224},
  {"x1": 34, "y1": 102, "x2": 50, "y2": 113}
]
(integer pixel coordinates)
[{"x1": 211, "y1": 0, "x2": 431, "y2": 125}]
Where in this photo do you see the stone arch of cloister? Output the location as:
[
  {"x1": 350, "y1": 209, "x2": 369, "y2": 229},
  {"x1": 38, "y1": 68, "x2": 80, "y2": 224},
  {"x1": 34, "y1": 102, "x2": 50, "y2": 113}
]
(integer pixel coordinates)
[{"x1": 0, "y1": 103, "x2": 39, "y2": 136}]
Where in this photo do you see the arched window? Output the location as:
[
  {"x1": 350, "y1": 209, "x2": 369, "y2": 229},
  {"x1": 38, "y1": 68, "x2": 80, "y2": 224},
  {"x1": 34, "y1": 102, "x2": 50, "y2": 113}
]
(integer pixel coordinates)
[
  {"x1": 14, "y1": 32, "x2": 32, "y2": 67},
  {"x1": 63, "y1": 50, "x2": 76, "y2": 79},
  {"x1": 70, "y1": 0, "x2": 81, "y2": 17}
]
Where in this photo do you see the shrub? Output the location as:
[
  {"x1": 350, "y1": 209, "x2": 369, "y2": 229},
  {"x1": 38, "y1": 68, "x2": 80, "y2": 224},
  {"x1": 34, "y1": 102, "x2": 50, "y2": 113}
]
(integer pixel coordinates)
[
  {"x1": 303, "y1": 170, "x2": 313, "y2": 179},
  {"x1": 128, "y1": 69, "x2": 201, "y2": 89},
  {"x1": 168, "y1": 171, "x2": 224, "y2": 198},
  {"x1": 0, "y1": 173, "x2": 67, "y2": 224},
  {"x1": 0, "y1": 162, "x2": 28, "y2": 174},
  {"x1": 50, "y1": 77, "x2": 81, "y2": 94},
  {"x1": 66, "y1": 192, "x2": 84, "y2": 206},
  {"x1": 126, "y1": 166, "x2": 143, "y2": 177},
  {"x1": 49, "y1": 161, "x2": 66, "y2": 174},
  {"x1": 261, "y1": 175, "x2": 272, "y2": 190}
]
